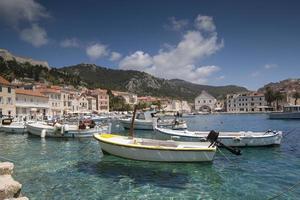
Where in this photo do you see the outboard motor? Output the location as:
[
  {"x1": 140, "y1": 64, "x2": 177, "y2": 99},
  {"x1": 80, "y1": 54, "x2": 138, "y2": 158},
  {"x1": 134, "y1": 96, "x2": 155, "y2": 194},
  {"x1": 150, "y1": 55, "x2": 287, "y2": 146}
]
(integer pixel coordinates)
[
  {"x1": 207, "y1": 130, "x2": 219, "y2": 147},
  {"x1": 207, "y1": 130, "x2": 241, "y2": 156}
]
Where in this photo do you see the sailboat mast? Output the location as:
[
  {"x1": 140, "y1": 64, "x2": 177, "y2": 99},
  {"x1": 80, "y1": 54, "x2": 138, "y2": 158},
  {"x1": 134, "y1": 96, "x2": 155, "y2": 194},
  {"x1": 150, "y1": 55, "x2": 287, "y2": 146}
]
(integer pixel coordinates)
[{"x1": 129, "y1": 105, "x2": 137, "y2": 137}]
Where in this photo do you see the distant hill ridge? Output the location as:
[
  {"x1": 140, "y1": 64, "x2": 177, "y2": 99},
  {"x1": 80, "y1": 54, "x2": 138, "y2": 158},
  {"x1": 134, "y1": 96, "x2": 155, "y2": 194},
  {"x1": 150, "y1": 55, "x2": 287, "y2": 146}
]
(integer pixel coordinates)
[
  {"x1": 0, "y1": 48, "x2": 49, "y2": 69},
  {"x1": 60, "y1": 63, "x2": 248, "y2": 101},
  {"x1": 258, "y1": 78, "x2": 300, "y2": 93},
  {"x1": 0, "y1": 48, "x2": 248, "y2": 102}
]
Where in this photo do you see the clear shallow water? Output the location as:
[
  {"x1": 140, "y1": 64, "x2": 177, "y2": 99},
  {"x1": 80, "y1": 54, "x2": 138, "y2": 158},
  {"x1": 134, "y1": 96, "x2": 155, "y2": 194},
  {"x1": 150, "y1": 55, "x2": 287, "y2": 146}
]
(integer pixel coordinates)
[{"x1": 0, "y1": 114, "x2": 300, "y2": 200}]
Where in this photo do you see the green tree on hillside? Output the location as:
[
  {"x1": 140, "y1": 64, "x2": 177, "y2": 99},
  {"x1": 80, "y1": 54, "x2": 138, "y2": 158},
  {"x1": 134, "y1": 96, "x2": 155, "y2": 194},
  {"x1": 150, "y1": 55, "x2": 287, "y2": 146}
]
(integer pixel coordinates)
[
  {"x1": 274, "y1": 91, "x2": 284, "y2": 111},
  {"x1": 264, "y1": 87, "x2": 275, "y2": 106},
  {"x1": 292, "y1": 92, "x2": 300, "y2": 105}
]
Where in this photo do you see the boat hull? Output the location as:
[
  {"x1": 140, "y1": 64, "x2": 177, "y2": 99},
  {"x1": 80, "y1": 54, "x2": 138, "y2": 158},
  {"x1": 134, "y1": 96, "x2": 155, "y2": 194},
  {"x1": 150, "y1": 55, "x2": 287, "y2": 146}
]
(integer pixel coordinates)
[
  {"x1": 120, "y1": 119, "x2": 153, "y2": 130},
  {"x1": 94, "y1": 134, "x2": 216, "y2": 162},
  {"x1": 27, "y1": 123, "x2": 109, "y2": 138},
  {"x1": 155, "y1": 128, "x2": 282, "y2": 147},
  {"x1": 0, "y1": 125, "x2": 26, "y2": 134},
  {"x1": 269, "y1": 112, "x2": 300, "y2": 119}
]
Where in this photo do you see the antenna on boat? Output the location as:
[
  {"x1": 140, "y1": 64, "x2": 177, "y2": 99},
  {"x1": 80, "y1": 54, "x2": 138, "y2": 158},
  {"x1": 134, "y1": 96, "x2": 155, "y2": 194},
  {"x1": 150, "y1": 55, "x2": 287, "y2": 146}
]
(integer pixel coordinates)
[
  {"x1": 129, "y1": 105, "x2": 137, "y2": 138},
  {"x1": 207, "y1": 130, "x2": 241, "y2": 156}
]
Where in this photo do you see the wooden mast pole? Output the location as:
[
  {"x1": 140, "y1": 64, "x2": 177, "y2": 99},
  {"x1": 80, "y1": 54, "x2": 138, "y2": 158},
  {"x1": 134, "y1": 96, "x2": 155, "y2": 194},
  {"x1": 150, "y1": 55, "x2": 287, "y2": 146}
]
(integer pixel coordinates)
[{"x1": 129, "y1": 105, "x2": 137, "y2": 138}]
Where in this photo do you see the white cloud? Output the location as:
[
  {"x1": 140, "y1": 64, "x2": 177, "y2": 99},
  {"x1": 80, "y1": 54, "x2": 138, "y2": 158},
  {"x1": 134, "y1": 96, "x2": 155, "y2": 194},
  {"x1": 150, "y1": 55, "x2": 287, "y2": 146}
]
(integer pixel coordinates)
[
  {"x1": 194, "y1": 15, "x2": 216, "y2": 32},
  {"x1": 216, "y1": 75, "x2": 225, "y2": 80},
  {"x1": 119, "y1": 15, "x2": 223, "y2": 84},
  {"x1": 86, "y1": 43, "x2": 109, "y2": 60},
  {"x1": 109, "y1": 52, "x2": 122, "y2": 61},
  {"x1": 0, "y1": 0, "x2": 49, "y2": 28},
  {"x1": 20, "y1": 24, "x2": 48, "y2": 47},
  {"x1": 0, "y1": 0, "x2": 50, "y2": 47},
  {"x1": 119, "y1": 51, "x2": 153, "y2": 70},
  {"x1": 166, "y1": 17, "x2": 189, "y2": 31},
  {"x1": 60, "y1": 38, "x2": 80, "y2": 48},
  {"x1": 264, "y1": 64, "x2": 278, "y2": 69}
]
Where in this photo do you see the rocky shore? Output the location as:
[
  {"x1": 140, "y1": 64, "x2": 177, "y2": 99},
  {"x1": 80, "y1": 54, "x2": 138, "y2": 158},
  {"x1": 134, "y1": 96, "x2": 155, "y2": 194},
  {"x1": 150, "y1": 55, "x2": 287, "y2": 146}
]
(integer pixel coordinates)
[{"x1": 0, "y1": 162, "x2": 28, "y2": 200}]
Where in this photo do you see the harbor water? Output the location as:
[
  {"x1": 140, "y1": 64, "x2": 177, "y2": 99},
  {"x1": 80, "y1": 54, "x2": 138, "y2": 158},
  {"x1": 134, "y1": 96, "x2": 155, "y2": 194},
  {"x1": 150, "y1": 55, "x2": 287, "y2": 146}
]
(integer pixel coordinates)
[{"x1": 0, "y1": 114, "x2": 300, "y2": 199}]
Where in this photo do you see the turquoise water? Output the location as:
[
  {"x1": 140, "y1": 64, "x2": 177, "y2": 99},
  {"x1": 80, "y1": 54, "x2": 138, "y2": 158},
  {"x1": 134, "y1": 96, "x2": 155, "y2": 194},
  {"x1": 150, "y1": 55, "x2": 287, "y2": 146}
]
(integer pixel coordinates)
[{"x1": 0, "y1": 114, "x2": 300, "y2": 199}]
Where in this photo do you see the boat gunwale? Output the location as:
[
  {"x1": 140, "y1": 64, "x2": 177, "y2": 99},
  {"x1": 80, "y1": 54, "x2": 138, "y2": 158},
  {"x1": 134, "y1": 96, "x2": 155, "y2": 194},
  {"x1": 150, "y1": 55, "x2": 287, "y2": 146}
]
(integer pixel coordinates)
[
  {"x1": 93, "y1": 134, "x2": 216, "y2": 151},
  {"x1": 155, "y1": 128, "x2": 282, "y2": 139}
]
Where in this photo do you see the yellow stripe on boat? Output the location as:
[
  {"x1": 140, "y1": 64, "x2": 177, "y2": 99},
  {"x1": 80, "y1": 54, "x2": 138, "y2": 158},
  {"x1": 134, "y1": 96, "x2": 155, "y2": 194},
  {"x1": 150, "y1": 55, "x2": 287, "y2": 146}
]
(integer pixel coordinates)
[{"x1": 93, "y1": 133, "x2": 216, "y2": 151}]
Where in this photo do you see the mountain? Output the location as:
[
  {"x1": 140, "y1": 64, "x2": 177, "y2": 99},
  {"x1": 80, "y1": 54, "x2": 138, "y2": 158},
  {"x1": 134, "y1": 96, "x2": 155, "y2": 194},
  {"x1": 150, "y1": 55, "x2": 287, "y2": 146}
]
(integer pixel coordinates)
[
  {"x1": 0, "y1": 56, "x2": 82, "y2": 87},
  {"x1": 0, "y1": 49, "x2": 49, "y2": 69},
  {"x1": 258, "y1": 78, "x2": 300, "y2": 93},
  {"x1": 0, "y1": 49, "x2": 248, "y2": 101},
  {"x1": 60, "y1": 63, "x2": 248, "y2": 101}
]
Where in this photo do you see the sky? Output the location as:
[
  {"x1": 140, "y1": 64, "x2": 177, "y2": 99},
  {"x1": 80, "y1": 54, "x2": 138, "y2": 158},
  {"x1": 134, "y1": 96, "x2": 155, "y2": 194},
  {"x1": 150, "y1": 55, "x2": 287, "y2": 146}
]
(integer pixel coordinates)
[{"x1": 0, "y1": 0, "x2": 300, "y2": 90}]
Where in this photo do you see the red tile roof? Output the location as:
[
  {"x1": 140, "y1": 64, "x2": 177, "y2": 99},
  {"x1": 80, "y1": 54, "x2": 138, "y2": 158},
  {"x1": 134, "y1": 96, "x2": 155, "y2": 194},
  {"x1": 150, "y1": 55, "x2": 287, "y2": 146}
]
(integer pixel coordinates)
[
  {"x1": 16, "y1": 89, "x2": 48, "y2": 98},
  {"x1": 0, "y1": 76, "x2": 10, "y2": 86}
]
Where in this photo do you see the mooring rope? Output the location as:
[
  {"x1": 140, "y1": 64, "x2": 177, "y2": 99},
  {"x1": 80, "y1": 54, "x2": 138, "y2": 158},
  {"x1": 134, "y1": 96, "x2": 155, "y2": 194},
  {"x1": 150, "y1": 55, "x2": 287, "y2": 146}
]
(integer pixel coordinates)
[
  {"x1": 267, "y1": 180, "x2": 300, "y2": 200},
  {"x1": 283, "y1": 128, "x2": 297, "y2": 138}
]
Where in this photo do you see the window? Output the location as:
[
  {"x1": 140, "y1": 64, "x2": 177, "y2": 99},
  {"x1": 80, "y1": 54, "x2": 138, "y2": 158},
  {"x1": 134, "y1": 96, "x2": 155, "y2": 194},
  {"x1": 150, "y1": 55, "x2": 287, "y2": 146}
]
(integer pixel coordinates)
[
  {"x1": 8, "y1": 87, "x2": 11, "y2": 93},
  {"x1": 0, "y1": 108, "x2": 2, "y2": 117},
  {"x1": 7, "y1": 97, "x2": 11, "y2": 104},
  {"x1": 0, "y1": 97, "x2": 2, "y2": 104},
  {"x1": 0, "y1": 86, "x2": 2, "y2": 92}
]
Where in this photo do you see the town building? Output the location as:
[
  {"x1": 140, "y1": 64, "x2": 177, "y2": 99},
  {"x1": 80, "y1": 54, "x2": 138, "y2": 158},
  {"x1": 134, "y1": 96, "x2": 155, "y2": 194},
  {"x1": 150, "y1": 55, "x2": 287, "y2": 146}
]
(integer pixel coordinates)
[
  {"x1": 88, "y1": 89, "x2": 109, "y2": 113},
  {"x1": 15, "y1": 89, "x2": 49, "y2": 120},
  {"x1": 194, "y1": 91, "x2": 217, "y2": 112},
  {"x1": 112, "y1": 91, "x2": 138, "y2": 105},
  {"x1": 226, "y1": 92, "x2": 267, "y2": 112},
  {"x1": 164, "y1": 100, "x2": 191, "y2": 113},
  {"x1": 0, "y1": 76, "x2": 16, "y2": 117},
  {"x1": 37, "y1": 87, "x2": 63, "y2": 117}
]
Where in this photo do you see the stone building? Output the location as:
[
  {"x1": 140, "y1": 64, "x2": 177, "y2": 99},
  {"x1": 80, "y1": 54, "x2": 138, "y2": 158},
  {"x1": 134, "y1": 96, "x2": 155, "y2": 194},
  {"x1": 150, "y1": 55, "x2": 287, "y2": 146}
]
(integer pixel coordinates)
[
  {"x1": 0, "y1": 76, "x2": 16, "y2": 117},
  {"x1": 226, "y1": 92, "x2": 267, "y2": 112},
  {"x1": 194, "y1": 90, "x2": 217, "y2": 112}
]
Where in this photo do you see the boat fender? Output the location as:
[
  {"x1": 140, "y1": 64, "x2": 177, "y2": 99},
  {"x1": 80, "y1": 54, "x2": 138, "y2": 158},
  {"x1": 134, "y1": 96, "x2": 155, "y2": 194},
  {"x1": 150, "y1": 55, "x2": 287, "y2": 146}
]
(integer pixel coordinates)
[
  {"x1": 41, "y1": 129, "x2": 46, "y2": 138},
  {"x1": 61, "y1": 125, "x2": 64, "y2": 135},
  {"x1": 64, "y1": 124, "x2": 69, "y2": 134}
]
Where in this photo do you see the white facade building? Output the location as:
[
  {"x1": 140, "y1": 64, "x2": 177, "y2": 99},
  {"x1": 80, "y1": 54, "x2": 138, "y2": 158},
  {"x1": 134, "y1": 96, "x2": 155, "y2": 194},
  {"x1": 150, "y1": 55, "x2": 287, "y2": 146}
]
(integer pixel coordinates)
[
  {"x1": 195, "y1": 91, "x2": 217, "y2": 112},
  {"x1": 0, "y1": 76, "x2": 16, "y2": 117},
  {"x1": 226, "y1": 92, "x2": 267, "y2": 113},
  {"x1": 15, "y1": 89, "x2": 49, "y2": 119},
  {"x1": 164, "y1": 100, "x2": 191, "y2": 113}
]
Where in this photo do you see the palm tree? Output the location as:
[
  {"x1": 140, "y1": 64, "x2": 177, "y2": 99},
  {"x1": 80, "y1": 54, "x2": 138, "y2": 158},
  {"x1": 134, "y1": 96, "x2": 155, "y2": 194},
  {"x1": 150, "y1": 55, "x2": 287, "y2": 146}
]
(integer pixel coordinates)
[
  {"x1": 264, "y1": 87, "x2": 275, "y2": 106},
  {"x1": 292, "y1": 91, "x2": 300, "y2": 105},
  {"x1": 274, "y1": 91, "x2": 284, "y2": 111}
]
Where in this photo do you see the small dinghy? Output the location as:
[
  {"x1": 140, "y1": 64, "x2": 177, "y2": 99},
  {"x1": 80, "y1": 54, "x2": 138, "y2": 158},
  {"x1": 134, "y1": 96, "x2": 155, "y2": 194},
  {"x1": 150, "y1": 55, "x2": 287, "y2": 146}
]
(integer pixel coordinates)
[
  {"x1": 27, "y1": 120, "x2": 111, "y2": 138},
  {"x1": 155, "y1": 127, "x2": 283, "y2": 147},
  {"x1": 0, "y1": 118, "x2": 27, "y2": 134},
  {"x1": 94, "y1": 105, "x2": 241, "y2": 162}
]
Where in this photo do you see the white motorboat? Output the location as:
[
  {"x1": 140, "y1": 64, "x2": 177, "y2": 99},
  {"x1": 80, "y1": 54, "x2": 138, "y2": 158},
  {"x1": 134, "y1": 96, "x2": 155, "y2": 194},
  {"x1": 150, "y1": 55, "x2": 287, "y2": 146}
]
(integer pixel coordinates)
[
  {"x1": 27, "y1": 121, "x2": 111, "y2": 138},
  {"x1": 155, "y1": 127, "x2": 282, "y2": 147},
  {"x1": 1, "y1": 122, "x2": 27, "y2": 134},
  {"x1": 119, "y1": 111, "x2": 187, "y2": 130},
  {"x1": 269, "y1": 105, "x2": 300, "y2": 119},
  {"x1": 94, "y1": 133, "x2": 216, "y2": 162},
  {"x1": 0, "y1": 118, "x2": 27, "y2": 133}
]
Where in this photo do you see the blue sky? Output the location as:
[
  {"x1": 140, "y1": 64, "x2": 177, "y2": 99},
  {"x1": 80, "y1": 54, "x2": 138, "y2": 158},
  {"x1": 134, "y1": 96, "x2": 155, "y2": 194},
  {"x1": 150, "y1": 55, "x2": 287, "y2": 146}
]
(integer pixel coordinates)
[{"x1": 0, "y1": 0, "x2": 300, "y2": 90}]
